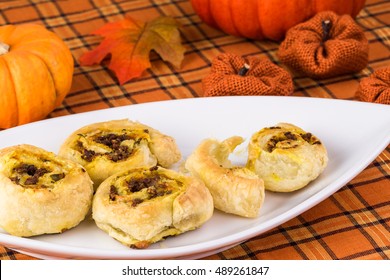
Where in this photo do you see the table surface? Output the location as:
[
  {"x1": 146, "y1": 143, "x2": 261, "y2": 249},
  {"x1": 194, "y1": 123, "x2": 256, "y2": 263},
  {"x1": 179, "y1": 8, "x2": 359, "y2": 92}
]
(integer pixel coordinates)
[{"x1": 0, "y1": 0, "x2": 389, "y2": 260}]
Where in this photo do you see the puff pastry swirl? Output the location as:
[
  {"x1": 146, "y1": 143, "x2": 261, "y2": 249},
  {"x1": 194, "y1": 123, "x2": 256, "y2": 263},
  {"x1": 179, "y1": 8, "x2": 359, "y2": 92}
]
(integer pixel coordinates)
[
  {"x1": 59, "y1": 119, "x2": 181, "y2": 189},
  {"x1": 0, "y1": 144, "x2": 93, "y2": 237},
  {"x1": 185, "y1": 136, "x2": 265, "y2": 218},
  {"x1": 246, "y1": 123, "x2": 328, "y2": 192},
  {"x1": 92, "y1": 165, "x2": 213, "y2": 248}
]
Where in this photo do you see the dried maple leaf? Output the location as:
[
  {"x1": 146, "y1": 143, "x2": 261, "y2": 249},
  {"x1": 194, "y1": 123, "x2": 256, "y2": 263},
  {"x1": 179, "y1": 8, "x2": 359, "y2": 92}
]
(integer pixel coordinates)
[{"x1": 79, "y1": 16, "x2": 185, "y2": 85}]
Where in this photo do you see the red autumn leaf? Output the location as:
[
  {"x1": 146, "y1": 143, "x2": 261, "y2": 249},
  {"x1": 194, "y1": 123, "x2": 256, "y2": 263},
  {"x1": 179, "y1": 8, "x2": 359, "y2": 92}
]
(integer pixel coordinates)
[{"x1": 79, "y1": 16, "x2": 185, "y2": 85}]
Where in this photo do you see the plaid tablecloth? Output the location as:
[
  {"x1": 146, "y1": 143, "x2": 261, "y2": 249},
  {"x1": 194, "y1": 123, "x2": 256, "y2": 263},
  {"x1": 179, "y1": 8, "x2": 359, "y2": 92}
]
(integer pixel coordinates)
[{"x1": 0, "y1": 0, "x2": 389, "y2": 260}]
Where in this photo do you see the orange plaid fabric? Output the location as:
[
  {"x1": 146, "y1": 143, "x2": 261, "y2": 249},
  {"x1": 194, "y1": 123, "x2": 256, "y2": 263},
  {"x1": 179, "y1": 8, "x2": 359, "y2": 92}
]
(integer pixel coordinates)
[{"x1": 0, "y1": 0, "x2": 389, "y2": 260}]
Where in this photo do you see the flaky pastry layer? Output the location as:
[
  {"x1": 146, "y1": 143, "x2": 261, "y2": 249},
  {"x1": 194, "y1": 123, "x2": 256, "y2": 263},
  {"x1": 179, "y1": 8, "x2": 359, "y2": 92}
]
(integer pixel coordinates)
[
  {"x1": 247, "y1": 123, "x2": 328, "y2": 192},
  {"x1": 59, "y1": 119, "x2": 181, "y2": 189},
  {"x1": 0, "y1": 144, "x2": 93, "y2": 236},
  {"x1": 92, "y1": 166, "x2": 213, "y2": 248},
  {"x1": 185, "y1": 136, "x2": 265, "y2": 218}
]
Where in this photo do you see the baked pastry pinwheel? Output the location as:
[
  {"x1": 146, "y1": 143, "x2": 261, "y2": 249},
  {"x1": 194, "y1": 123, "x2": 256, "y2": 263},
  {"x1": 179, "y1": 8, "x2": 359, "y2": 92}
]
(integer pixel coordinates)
[
  {"x1": 185, "y1": 136, "x2": 265, "y2": 218},
  {"x1": 0, "y1": 144, "x2": 93, "y2": 237},
  {"x1": 92, "y1": 165, "x2": 213, "y2": 248},
  {"x1": 246, "y1": 123, "x2": 328, "y2": 192},
  {"x1": 59, "y1": 119, "x2": 181, "y2": 189}
]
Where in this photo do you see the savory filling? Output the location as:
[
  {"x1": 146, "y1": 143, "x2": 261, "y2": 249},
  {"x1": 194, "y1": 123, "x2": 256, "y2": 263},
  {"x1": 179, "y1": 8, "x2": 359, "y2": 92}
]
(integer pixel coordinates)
[
  {"x1": 75, "y1": 129, "x2": 150, "y2": 162},
  {"x1": 265, "y1": 130, "x2": 322, "y2": 152},
  {"x1": 109, "y1": 167, "x2": 183, "y2": 207},
  {"x1": 9, "y1": 162, "x2": 66, "y2": 188},
  {"x1": 300, "y1": 132, "x2": 322, "y2": 145}
]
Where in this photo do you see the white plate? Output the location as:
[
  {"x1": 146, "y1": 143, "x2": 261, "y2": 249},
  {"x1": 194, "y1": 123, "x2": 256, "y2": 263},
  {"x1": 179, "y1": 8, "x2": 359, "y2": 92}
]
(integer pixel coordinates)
[{"x1": 0, "y1": 96, "x2": 389, "y2": 259}]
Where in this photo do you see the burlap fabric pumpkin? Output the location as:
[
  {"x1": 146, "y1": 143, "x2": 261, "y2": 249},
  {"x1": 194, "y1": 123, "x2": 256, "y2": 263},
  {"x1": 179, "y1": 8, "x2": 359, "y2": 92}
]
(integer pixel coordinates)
[
  {"x1": 202, "y1": 53, "x2": 293, "y2": 97},
  {"x1": 278, "y1": 11, "x2": 368, "y2": 79},
  {"x1": 355, "y1": 67, "x2": 390, "y2": 104}
]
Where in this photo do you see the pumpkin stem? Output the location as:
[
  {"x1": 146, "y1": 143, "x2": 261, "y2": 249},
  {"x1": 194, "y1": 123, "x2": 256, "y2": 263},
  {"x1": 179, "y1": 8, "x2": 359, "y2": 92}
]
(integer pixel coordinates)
[
  {"x1": 321, "y1": 20, "x2": 332, "y2": 42},
  {"x1": 238, "y1": 63, "x2": 250, "y2": 76},
  {"x1": 0, "y1": 42, "x2": 10, "y2": 55},
  {"x1": 321, "y1": 20, "x2": 332, "y2": 57}
]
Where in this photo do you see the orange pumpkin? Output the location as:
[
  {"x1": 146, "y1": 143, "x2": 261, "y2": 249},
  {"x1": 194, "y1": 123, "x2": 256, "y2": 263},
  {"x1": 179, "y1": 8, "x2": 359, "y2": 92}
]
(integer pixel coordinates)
[
  {"x1": 190, "y1": 0, "x2": 366, "y2": 41},
  {"x1": 0, "y1": 24, "x2": 74, "y2": 129}
]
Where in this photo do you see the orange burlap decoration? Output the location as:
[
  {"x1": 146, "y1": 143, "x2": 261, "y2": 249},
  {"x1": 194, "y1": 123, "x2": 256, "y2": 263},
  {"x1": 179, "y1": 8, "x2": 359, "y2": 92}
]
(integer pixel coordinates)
[
  {"x1": 202, "y1": 53, "x2": 293, "y2": 97},
  {"x1": 278, "y1": 11, "x2": 368, "y2": 79},
  {"x1": 355, "y1": 67, "x2": 390, "y2": 104}
]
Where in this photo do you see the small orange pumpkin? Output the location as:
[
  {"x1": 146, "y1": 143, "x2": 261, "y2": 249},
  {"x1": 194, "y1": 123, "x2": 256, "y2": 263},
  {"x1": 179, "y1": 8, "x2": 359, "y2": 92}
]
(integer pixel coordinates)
[
  {"x1": 0, "y1": 24, "x2": 74, "y2": 129},
  {"x1": 190, "y1": 0, "x2": 366, "y2": 41}
]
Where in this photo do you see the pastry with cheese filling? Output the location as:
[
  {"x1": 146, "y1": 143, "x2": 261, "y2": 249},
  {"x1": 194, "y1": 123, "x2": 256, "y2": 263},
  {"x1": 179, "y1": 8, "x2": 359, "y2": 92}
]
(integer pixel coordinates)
[
  {"x1": 59, "y1": 119, "x2": 181, "y2": 189},
  {"x1": 0, "y1": 144, "x2": 93, "y2": 237},
  {"x1": 185, "y1": 136, "x2": 265, "y2": 218},
  {"x1": 246, "y1": 123, "x2": 328, "y2": 192},
  {"x1": 92, "y1": 165, "x2": 213, "y2": 248}
]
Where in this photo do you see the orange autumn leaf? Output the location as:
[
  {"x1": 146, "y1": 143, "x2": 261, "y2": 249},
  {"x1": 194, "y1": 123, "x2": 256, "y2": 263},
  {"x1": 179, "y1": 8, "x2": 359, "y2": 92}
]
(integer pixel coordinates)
[{"x1": 79, "y1": 16, "x2": 185, "y2": 85}]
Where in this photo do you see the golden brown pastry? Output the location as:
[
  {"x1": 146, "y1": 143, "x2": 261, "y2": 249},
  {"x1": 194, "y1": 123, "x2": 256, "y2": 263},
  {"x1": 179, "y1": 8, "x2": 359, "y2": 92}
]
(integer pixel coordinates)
[
  {"x1": 58, "y1": 119, "x2": 181, "y2": 189},
  {"x1": 247, "y1": 123, "x2": 328, "y2": 192},
  {"x1": 185, "y1": 136, "x2": 265, "y2": 218},
  {"x1": 92, "y1": 165, "x2": 213, "y2": 248},
  {"x1": 0, "y1": 144, "x2": 93, "y2": 237}
]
